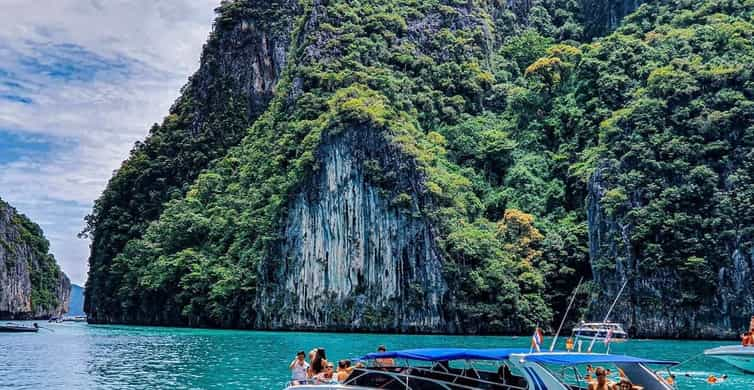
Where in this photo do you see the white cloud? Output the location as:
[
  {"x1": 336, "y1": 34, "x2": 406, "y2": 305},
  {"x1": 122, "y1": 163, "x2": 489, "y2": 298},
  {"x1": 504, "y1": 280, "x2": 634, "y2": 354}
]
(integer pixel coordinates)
[{"x1": 0, "y1": 0, "x2": 219, "y2": 285}]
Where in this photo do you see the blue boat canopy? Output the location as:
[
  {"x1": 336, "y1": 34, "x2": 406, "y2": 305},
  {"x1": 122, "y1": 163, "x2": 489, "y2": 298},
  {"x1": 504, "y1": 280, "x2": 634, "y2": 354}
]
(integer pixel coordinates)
[
  {"x1": 359, "y1": 348, "x2": 530, "y2": 362},
  {"x1": 519, "y1": 353, "x2": 678, "y2": 366}
]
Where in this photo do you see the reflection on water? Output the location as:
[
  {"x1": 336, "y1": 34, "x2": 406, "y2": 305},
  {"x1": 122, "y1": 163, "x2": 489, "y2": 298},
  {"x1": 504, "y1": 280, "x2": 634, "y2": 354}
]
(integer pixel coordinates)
[{"x1": 0, "y1": 321, "x2": 751, "y2": 389}]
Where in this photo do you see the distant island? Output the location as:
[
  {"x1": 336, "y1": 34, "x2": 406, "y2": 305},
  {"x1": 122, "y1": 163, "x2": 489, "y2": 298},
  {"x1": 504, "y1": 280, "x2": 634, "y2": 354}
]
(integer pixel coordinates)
[{"x1": 0, "y1": 197, "x2": 70, "y2": 319}]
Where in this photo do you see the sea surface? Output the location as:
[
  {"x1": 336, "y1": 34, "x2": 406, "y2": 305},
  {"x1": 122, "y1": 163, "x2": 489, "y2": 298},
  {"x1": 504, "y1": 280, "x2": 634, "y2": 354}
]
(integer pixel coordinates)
[{"x1": 1, "y1": 321, "x2": 751, "y2": 389}]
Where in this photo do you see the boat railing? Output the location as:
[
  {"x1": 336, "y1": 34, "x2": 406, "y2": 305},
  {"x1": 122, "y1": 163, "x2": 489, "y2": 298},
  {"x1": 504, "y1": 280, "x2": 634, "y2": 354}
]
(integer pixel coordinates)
[{"x1": 336, "y1": 366, "x2": 527, "y2": 390}]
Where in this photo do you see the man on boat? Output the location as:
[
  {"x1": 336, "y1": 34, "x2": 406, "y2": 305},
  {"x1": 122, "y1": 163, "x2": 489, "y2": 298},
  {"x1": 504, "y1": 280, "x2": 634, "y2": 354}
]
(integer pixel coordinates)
[
  {"x1": 374, "y1": 345, "x2": 395, "y2": 367},
  {"x1": 335, "y1": 360, "x2": 350, "y2": 382},
  {"x1": 588, "y1": 367, "x2": 613, "y2": 390},
  {"x1": 289, "y1": 351, "x2": 309, "y2": 385}
]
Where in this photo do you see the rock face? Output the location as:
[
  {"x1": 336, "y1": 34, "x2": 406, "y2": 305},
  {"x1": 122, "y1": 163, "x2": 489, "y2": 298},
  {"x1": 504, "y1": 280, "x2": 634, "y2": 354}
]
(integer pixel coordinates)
[
  {"x1": 84, "y1": 0, "x2": 301, "y2": 323},
  {"x1": 186, "y1": 0, "x2": 296, "y2": 132},
  {"x1": 588, "y1": 168, "x2": 754, "y2": 339},
  {"x1": 85, "y1": 0, "x2": 740, "y2": 338},
  {"x1": 0, "y1": 199, "x2": 70, "y2": 319},
  {"x1": 581, "y1": 0, "x2": 645, "y2": 38},
  {"x1": 258, "y1": 129, "x2": 448, "y2": 332}
]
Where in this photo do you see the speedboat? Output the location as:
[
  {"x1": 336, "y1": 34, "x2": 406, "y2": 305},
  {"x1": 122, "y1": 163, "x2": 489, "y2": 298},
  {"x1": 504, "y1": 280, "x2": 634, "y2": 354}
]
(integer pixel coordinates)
[
  {"x1": 283, "y1": 348, "x2": 677, "y2": 390},
  {"x1": 572, "y1": 322, "x2": 628, "y2": 343},
  {"x1": 704, "y1": 345, "x2": 754, "y2": 373},
  {"x1": 0, "y1": 323, "x2": 39, "y2": 333},
  {"x1": 60, "y1": 315, "x2": 87, "y2": 322}
]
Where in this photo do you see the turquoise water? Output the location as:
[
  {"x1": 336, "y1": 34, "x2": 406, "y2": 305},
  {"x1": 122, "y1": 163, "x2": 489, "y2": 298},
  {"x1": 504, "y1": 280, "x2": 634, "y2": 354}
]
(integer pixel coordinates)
[{"x1": 0, "y1": 321, "x2": 751, "y2": 389}]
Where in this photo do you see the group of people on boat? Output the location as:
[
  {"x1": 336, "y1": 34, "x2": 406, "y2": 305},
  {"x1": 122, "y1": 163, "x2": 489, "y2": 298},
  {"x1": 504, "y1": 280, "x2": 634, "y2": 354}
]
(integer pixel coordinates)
[
  {"x1": 289, "y1": 345, "x2": 394, "y2": 385},
  {"x1": 583, "y1": 365, "x2": 648, "y2": 390}
]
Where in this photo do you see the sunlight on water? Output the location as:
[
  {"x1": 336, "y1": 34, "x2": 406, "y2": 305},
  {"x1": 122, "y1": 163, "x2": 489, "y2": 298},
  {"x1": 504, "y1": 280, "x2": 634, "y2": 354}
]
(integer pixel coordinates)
[{"x1": 0, "y1": 321, "x2": 751, "y2": 389}]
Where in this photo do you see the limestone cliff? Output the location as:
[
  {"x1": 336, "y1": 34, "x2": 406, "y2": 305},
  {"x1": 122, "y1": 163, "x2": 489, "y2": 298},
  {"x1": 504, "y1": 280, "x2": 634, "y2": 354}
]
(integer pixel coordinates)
[
  {"x1": 0, "y1": 198, "x2": 70, "y2": 319},
  {"x1": 258, "y1": 129, "x2": 447, "y2": 332},
  {"x1": 588, "y1": 166, "x2": 754, "y2": 339},
  {"x1": 81, "y1": 0, "x2": 753, "y2": 339},
  {"x1": 84, "y1": 0, "x2": 302, "y2": 323}
]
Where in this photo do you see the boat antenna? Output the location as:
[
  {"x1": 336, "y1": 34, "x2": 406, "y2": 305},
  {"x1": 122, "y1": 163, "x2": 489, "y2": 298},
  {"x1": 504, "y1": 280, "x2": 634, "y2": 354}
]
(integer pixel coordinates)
[
  {"x1": 550, "y1": 277, "x2": 583, "y2": 351},
  {"x1": 588, "y1": 278, "x2": 628, "y2": 353}
]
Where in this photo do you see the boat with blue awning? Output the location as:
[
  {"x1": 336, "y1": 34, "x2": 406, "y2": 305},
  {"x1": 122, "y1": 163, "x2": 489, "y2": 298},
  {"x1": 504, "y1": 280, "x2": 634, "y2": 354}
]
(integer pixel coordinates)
[{"x1": 283, "y1": 348, "x2": 678, "y2": 390}]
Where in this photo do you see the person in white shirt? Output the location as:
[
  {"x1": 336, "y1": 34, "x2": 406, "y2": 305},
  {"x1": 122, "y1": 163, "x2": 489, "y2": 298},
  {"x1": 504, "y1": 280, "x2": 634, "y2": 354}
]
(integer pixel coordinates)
[{"x1": 290, "y1": 351, "x2": 310, "y2": 384}]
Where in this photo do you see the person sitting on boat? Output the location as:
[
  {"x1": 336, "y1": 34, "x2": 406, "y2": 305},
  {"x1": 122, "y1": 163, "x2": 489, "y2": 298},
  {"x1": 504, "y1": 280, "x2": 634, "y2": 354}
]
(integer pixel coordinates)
[
  {"x1": 707, "y1": 374, "x2": 718, "y2": 384},
  {"x1": 335, "y1": 360, "x2": 350, "y2": 382},
  {"x1": 310, "y1": 348, "x2": 328, "y2": 376},
  {"x1": 665, "y1": 374, "x2": 675, "y2": 385},
  {"x1": 584, "y1": 364, "x2": 594, "y2": 382},
  {"x1": 289, "y1": 351, "x2": 310, "y2": 384},
  {"x1": 313, "y1": 362, "x2": 336, "y2": 384},
  {"x1": 375, "y1": 345, "x2": 395, "y2": 367},
  {"x1": 566, "y1": 337, "x2": 574, "y2": 351},
  {"x1": 306, "y1": 349, "x2": 317, "y2": 377},
  {"x1": 588, "y1": 367, "x2": 614, "y2": 390},
  {"x1": 616, "y1": 377, "x2": 635, "y2": 390}
]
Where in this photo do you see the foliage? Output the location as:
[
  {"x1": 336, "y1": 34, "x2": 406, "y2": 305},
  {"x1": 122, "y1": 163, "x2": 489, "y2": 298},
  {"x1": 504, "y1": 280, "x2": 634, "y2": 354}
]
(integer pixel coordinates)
[
  {"x1": 1, "y1": 198, "x2": 62, "y2": 312},
  {"x1": 84, "y1": 0, "x2": 754, "y2": 332}
]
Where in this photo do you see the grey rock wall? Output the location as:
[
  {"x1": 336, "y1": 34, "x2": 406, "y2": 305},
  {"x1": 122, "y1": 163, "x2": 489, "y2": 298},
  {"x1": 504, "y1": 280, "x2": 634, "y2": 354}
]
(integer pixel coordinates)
[
  {"x1": 257, "y1": 129, "x2": 448, "y2": 332},
  {"x1": 0, "y1": 200, "x2": 70, "y2": 319},
  {"x1": 581, "y1": 0, "x2": 646, "y2": 38},
  {"x1": 587, "y1": 166, "x2": 754, "y2": 338}
]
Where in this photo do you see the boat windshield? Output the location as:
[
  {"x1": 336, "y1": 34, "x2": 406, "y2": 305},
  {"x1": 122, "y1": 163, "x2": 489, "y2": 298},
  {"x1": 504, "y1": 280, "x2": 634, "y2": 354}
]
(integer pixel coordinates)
[{"x1": 516, "y1": 354, "x2": 677, "y2": 390}]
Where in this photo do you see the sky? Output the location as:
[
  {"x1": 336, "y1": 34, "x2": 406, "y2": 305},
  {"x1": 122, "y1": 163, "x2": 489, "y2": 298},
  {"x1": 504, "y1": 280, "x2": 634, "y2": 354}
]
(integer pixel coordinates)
[{"x1": 0, "y1": 0, "x2": 219, "y2": 285}]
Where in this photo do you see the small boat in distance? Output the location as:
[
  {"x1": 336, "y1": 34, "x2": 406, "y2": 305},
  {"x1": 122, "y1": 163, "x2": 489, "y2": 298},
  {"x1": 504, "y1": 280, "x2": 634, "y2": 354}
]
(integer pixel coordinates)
[
  {"x1": 572, "y1": 280, "x2": 630, "y2": 349},
  {"x1": 61, "y1": 315, "x2": 87, "y2": 322},
  {"x1": 0, "y1": 323, "x2": 39, "y2": 333},
  {"x1": 49, "y1": 315, "x2": 87, "y2": 323},
  {"x1": 572, "y1": 321, "x2": 629, "y2": 342}
]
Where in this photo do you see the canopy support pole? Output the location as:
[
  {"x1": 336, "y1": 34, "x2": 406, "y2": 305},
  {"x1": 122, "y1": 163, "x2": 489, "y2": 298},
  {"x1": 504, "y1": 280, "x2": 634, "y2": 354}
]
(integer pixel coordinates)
[{"x1": 588, "y1": 279, "x2": 628, "y2": 353}]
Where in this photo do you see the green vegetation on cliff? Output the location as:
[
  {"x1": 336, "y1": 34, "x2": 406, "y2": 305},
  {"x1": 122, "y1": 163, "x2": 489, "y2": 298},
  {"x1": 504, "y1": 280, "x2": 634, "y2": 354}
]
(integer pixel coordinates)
[
  {"x1": 1, "y1": 198, "x2": 64, "y2": 312},
  {"x1": 83, "y1": 0, "x2": 299, "y2": 319},
  {"x1": 85, "y1": 0, "x2": 754, "y2": 335}
]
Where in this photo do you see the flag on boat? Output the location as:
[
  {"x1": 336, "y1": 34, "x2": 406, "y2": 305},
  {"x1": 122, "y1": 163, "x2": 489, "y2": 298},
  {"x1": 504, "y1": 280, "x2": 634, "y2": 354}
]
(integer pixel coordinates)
[
  {"x1": 604, "y1": 328, "x2": 613, "y2": 346},
  {"x1": 531, "y1": 327, "x2": 544, "y2": 352}
]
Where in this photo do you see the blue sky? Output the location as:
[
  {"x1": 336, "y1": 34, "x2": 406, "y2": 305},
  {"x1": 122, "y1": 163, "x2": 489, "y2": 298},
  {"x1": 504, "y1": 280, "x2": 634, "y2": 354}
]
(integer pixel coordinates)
[{"x1": 0, "y1": 0, "x2": 218, "y2": 285}]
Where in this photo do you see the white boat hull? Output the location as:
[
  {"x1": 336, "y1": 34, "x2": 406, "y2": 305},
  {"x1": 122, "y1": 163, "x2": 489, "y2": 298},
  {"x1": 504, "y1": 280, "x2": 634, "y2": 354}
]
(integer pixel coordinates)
[{"x1": 705, "y1": 346, "x2": 754, "y2": 373}]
